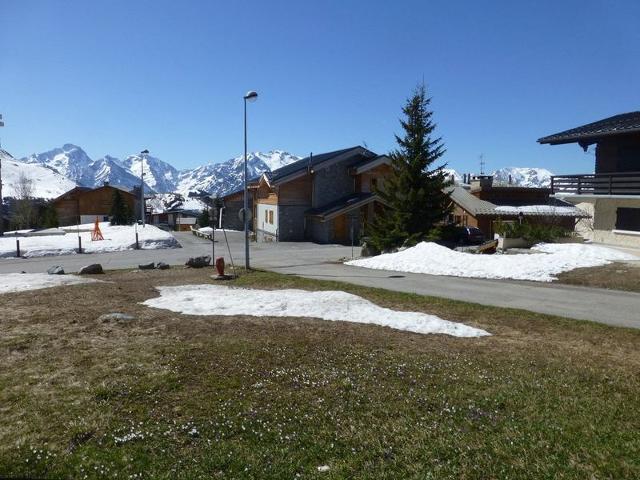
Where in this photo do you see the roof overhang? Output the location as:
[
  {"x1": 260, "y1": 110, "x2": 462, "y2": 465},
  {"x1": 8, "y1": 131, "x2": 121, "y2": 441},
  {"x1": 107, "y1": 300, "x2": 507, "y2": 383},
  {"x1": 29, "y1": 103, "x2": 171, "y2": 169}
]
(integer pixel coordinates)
[
  {"x1": 306, "y1": 193, "x2": 383, "y2": 221},
  {"x1": 350, "y1": 155, "x2": 392, "y2": 175}
]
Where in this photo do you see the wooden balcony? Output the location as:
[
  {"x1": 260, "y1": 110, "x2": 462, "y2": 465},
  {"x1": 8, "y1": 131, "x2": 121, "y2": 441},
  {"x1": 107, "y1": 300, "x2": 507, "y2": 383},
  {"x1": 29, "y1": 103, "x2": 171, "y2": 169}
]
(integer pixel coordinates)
[{"x1": 551, "y1": 172, "x2": 640, "y2": 195}]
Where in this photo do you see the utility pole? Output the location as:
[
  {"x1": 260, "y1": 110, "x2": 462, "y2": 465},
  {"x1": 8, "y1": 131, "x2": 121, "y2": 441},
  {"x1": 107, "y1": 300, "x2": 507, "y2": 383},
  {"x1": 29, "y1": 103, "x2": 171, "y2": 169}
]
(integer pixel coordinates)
[
  {"x1": 0, "y1": 113, "x2": 4, "y2": 237},
  {"x1": 140, "y1": 149, "x2": 149, "y2": 227}
]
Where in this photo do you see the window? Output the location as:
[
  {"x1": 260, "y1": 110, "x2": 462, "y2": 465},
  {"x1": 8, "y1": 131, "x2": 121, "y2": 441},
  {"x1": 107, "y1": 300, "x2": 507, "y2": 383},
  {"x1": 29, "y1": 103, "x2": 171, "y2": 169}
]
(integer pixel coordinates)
[
  {"x1": 615, "y1": 208, "x2": 640, "y2": 231},
  {"x1": 268, "y1": 210, "x2": 274, "y2": 225}
]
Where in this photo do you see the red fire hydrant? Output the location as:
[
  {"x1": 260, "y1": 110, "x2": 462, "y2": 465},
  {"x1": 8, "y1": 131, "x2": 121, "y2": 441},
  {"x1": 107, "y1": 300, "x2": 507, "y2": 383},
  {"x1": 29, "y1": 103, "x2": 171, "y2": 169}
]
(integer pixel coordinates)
[{"x1": 215, "y1": 257, "x2": 225, "y2": 276}]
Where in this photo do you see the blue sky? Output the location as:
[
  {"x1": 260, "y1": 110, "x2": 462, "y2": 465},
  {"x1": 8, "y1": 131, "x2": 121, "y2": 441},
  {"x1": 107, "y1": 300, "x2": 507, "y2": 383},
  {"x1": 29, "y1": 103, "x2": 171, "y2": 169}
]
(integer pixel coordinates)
[{"x1": 1, "y1": 0, "x2": 639, "y2": 173}]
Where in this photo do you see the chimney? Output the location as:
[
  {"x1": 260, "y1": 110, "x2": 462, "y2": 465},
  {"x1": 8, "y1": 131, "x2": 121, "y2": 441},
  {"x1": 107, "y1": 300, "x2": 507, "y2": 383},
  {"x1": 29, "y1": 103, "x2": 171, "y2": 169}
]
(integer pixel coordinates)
[
  {"x1": 470, "y1": 175, "x2": 493, "y2": 192},
  {"x1": 103, "y1": 181, "x2": 110, "y2": 187},
  {"x1": 508, "y1": 174, "x2": 512, "y2": 185}
]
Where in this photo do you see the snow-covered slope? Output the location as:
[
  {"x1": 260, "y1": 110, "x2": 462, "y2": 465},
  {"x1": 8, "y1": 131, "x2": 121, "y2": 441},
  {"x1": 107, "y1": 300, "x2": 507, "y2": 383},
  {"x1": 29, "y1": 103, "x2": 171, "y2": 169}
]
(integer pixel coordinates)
[
  {"x1": 22, "y1": 143, "x2": 93, "y2": 184},
  {"x1": 1, "y1": 149, "x2": 76, "y2": 199},
  {"x1": 123, "y1": 154, "x2": 179, "y2": 193},
  {"x1": 176, "y1": 150, "x2": 300, "y2": 197},
  {"x1": 442, "y1": 168, "x2": 462, "y2": 184},
  {"x1": 492, "y1": 167, "x2": 554, "y2": 188},
  {"x1": 88, "y1": 155, "x2": 151, "y2": 191},
  {"x1": 147, "y1": 193, "x2": 208, "y2": 214}
]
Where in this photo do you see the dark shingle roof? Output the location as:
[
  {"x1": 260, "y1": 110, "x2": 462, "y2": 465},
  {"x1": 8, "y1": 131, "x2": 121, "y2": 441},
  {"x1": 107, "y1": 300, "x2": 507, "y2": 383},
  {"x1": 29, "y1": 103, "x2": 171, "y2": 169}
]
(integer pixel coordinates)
[
  {"x1": 267, "y1": 146, "x2": 374, "y2": 184},
  {"x1": 305, "y1": 192, "x2": 376, "y2": 220},
  {"x1": 538, "y1": 111, "x2": 640, "y2": 145}
]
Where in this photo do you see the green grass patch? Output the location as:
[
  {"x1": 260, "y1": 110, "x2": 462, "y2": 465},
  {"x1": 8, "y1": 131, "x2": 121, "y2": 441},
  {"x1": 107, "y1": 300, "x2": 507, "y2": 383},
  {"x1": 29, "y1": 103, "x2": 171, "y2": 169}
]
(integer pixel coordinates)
[{"x1": 0, "y1": 268, "x2": 638, "y2": 479}]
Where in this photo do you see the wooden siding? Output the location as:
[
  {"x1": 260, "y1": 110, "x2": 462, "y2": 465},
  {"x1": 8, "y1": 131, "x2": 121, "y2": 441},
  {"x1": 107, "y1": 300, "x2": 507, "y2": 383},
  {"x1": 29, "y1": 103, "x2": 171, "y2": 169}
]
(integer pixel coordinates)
[
  {"x1": 53, "y1": 186, "x2": 136, "y2": 226},
  {"x1": 595, "y1": 133, "x2": 640, "y2": 174},
  {"x1": 278, "y1": 175, "x2": 312, "y2": 206}
]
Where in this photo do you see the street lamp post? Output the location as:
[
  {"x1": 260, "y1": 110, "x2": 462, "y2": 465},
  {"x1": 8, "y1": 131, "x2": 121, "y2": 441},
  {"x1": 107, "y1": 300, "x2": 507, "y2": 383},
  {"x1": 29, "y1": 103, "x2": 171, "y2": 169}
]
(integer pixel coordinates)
[
  {"x1": 140, "y1": 149, "x2": 149, "y2": 227},
  {"x1": 0, "y1": 113, "x2": 4, "y2": 237},
  {"x1": 243, "y1": 90, "x2": 258, "y2": 270}
]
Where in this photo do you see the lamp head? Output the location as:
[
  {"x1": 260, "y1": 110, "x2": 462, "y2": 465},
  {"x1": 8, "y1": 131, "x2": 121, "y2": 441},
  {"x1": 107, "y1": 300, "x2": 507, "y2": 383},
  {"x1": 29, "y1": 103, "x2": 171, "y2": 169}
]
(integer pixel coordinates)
[{"x1": 244, "y1": 91, "x2": 258, "y2": 102}]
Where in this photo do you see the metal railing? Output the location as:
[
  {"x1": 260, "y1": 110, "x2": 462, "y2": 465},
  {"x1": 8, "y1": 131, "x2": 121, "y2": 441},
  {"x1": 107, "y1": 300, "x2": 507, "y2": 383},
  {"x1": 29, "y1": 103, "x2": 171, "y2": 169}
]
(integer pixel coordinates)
[{"x1": 551, "y1": 172, "x2": 640, "y2": 195}]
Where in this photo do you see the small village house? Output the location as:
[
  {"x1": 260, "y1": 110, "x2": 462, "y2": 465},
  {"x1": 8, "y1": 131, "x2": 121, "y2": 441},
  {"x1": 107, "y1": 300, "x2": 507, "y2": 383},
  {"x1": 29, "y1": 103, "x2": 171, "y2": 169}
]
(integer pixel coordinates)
[
  {"x1": 52, "y1": 183, "x2": 138, "y2": 226},
  {"x1": 539, "y1": 111, "x2": 640, "y2": 246},
  {"x1": 448, "y1": 175, "x2": 588, "y2": 238}
]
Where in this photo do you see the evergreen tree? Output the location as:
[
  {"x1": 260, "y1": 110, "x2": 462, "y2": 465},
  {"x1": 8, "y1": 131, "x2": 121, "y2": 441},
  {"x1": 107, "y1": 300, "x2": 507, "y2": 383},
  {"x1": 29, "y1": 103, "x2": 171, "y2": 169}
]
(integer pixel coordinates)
[
  {"x1": 198, "y1": 208, "x2": 210, "y2": 227},
  {"x1": 41, "y1": 202, "x2": 59, "y2": 228},
  {"x1": 110, "y1": 190, "x2": 130, "y2": 225},
  {"x1": 369, "y1": 85, "x2": 452, "y2": 251}
]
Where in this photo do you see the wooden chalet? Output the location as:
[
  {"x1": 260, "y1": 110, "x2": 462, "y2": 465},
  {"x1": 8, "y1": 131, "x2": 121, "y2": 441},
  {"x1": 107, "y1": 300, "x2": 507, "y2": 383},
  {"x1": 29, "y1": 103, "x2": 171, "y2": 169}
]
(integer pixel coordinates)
[
  {"x1": 539, "y1": 111, "x2": 640, "y2": 245},
  {"x1": 52, "y1": 184, "x2": 138, "y2": 226}
]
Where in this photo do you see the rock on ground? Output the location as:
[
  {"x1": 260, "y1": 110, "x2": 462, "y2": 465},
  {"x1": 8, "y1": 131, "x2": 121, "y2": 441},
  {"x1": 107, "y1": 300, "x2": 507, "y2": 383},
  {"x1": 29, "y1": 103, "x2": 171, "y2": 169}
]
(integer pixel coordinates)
[
  {"x1": 138, "y1": 262, "x2": 155, "y2": 270},
  {"x1": 47, "y1": 266, "x2": 65, "y2": 275},
  {"x1": 157, "y1": 262, "x2": 170, "y2": 270},
  {"x1": 98, "y1": 313, "x2": 135, "y2": 322},
  {"x1": 185, "y1": 256, "x2": 211, "y2": 268},
  {"x1": 79, "y1": 264, "x2": 104, "y2": 275}
]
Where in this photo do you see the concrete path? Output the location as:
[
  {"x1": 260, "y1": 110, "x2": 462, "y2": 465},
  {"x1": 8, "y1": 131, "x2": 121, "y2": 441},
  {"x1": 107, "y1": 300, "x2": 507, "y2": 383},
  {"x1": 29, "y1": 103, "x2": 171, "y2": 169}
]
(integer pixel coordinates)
[{"x1": 1, "y1": 231, "x2": 639, "y2": 329}]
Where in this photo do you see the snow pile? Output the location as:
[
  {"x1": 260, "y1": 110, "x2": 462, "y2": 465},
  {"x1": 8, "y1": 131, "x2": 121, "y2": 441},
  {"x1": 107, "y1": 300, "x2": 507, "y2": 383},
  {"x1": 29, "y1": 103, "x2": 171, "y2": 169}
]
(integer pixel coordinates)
[
  {"x1": 346, "y1": 242, "x2": 637, "y2": 282},
  {"x1": 0, "y1": 222, "x2": 179, "y2": 258},
  {"x1": 142, "y1": 285, "x2": 489, "y2": 337},
  {"x1": 494, "y1": 205, "x2": 581, "y2": 215},
  {"x1": 0, "y1": 273, "x2": 99, "y2": 295}
]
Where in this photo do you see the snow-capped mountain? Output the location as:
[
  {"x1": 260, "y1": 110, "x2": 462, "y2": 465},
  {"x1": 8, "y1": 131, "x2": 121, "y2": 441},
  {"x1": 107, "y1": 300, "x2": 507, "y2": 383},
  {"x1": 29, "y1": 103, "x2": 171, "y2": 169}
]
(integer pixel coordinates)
[
  {"x1": 22, "y1": 143, "x2": 93, "y2": 184},
  {"x1": 492, "y1": 167, "x2": 554, "y2": 188},
  {"x1": 176, "y1": 150, "x2": 301, "y2": 197},
  {"x1": 18, "y1": 145, "x2": 300, "y2": 198},
  {"x1": 147, "y1": 193, "x2": 208, "y2": 214},
  {"x1": 1, "y1": 149, "x2": 76, "y2": 199},
  {"x1": 442, "y1": 168, "x2": 463, "y2": 184},
  {"x1": 123, "y1": 153, "x2": 179, "y2": 193}
]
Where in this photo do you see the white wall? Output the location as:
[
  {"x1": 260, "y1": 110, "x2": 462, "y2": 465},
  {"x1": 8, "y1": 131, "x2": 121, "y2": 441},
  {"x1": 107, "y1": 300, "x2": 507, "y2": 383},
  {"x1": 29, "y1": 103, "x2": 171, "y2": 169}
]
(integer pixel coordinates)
[
  {"x1": 80, "y1": 214, "x2": 109, "y2": 224},
  {"x1": 256, "y1": 203, "x2": 278, "y2": 237}
]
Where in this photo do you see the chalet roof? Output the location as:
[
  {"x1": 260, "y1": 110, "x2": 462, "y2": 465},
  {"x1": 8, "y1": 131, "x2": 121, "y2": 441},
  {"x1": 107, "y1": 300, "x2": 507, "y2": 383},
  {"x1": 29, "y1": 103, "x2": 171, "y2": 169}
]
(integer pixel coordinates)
[
  {"x1": 448, "y1": 186, "x2": 589, "y2": 218},
  {"x1": 51, "y1": 185, "x2": 135, "y2": 204},
  {"x1": 266, "y1": 146, "x2": 376, "y2": 185},
  {"x1": 538, "y1": 111, "x2": 640, "y2": 146},
  {"x1": 305, "y1": 192, "x2": 378, "y2": 221}
]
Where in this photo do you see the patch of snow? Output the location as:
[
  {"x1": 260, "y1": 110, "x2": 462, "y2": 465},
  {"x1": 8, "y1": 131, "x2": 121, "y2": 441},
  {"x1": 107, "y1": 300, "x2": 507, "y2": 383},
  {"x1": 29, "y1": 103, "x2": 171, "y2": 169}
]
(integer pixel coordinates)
[
  {"x1": 346, "y1": 242, "x2": 637, "y2": 282},
  {"x1": 142, "y1": 285, "x2": 490, "y2": 337},
  {"x1": 1, "y1": 149, "x2": 77, "y2": 199},
  {"x1": 0, "y1": 223, "x2": 179, "y2": 258},
  {"x1": 494, "y1": 205, "x2": 582, "y2": 215},
  {"x1": 0, "y1": 273, "x2": 99, "y2": 295}
]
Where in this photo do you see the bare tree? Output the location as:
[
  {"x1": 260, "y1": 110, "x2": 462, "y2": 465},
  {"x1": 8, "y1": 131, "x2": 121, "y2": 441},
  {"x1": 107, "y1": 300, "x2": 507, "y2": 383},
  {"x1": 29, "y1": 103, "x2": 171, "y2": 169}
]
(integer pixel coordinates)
[{"x1": 10, "y1": 172, "x2": 36, "y2": 229}]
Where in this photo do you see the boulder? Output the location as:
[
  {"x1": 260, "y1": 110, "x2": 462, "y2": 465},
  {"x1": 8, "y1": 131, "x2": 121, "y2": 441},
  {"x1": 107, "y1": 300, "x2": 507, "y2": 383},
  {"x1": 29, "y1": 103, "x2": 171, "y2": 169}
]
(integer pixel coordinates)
[
  {"x1": 138, "y1": 262, "x2": 155, "y2": 270},
  {"x1": 98, "y1": 313, "x2": 135, "y2": 323},
  {"x1": 79, "y1": 264, "x2": 104, "y2": 275},
  {"x1": 157, "y1": 262, "x2": 170, "y2": 270},
  {"x1": 47, "y1": 266, "x2": 65, "y2": 275},
  {"x1": 185, "y1": 255, "x2": 211, "y2": 268}
]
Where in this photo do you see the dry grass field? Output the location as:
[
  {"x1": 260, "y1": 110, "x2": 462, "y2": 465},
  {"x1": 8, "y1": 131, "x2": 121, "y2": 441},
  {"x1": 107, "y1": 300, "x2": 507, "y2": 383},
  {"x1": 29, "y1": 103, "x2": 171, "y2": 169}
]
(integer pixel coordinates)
[{"x1": 1, "y1": 268, "x2": 639, "y2": 479}]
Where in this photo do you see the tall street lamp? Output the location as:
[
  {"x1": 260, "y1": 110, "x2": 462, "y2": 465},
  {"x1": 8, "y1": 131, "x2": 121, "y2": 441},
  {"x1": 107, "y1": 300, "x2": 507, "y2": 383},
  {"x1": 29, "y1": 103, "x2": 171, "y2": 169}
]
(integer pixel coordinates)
[
  {"x1": 0, "y1": 113, "x2": 4, "y2": 237},
  {"x1": 243, "y1": 90, "x2": 258, "y2": 270},
  {"x1": 140, "y1": 149, "x2": 149, "y2": 227}
]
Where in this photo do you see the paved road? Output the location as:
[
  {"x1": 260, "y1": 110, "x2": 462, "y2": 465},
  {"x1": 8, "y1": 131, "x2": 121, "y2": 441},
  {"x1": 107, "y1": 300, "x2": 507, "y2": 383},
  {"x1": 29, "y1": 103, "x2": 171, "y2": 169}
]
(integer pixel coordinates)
[{"x1": 1, "y1": 231, "x2": 639, "y2": 329}]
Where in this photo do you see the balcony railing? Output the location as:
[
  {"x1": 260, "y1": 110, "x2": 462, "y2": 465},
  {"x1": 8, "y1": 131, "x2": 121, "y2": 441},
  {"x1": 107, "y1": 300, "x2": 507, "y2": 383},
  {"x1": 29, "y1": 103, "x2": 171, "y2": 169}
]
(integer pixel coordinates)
[{"x1": 551, "y1": 172, "x2": 640, "y2": 195}]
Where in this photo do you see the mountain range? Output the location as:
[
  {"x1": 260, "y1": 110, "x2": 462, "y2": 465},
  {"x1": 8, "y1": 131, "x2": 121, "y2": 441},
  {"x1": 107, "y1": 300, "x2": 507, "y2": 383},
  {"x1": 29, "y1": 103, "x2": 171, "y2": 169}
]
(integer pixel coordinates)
[
  {"x1": 2, "y1": 143, "x2": 554, "y2": 200},
  {"x1": 19, "y1": 144, "x2": 301, "y2": 198}
]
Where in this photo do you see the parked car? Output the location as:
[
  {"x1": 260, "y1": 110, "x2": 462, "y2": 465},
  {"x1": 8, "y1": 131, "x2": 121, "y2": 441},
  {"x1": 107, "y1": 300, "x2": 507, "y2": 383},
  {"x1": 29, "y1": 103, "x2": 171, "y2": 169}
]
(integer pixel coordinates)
[{"x1": 455, "y1": 226, "x2": 485, "y2": 245}]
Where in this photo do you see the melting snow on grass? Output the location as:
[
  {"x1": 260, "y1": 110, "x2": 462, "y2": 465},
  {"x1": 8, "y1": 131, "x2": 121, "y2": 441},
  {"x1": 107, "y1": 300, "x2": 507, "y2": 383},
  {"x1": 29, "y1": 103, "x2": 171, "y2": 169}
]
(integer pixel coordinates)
[
  {"x1": 0, "y1": 273, "x2": 99, "y2": 294},
  {"x1": 142, "y1": 285, "x2": 489, "y2": 337},
  {"x1": 0, "y1": 222, "x2": 179, "y2": 258},
  {"x1": 346, "y1": 241, "x2": 638, "y2": 282}
]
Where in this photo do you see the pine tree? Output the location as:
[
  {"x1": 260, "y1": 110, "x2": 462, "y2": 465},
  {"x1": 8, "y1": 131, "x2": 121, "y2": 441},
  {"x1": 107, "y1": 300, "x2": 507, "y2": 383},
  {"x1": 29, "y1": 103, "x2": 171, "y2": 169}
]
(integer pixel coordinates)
[
  {"x1": 198, "y1": 208, "x2": 210, "y2": 227},
  {"x1": 42, "y1": 202, "x2": 59, "y2": 228},
  {"x1": 369, "y1": 84, "x2": 452, "y2": 251},
  {"x1": 110, "y1": 190, "x2": 130, "y2": 225}
]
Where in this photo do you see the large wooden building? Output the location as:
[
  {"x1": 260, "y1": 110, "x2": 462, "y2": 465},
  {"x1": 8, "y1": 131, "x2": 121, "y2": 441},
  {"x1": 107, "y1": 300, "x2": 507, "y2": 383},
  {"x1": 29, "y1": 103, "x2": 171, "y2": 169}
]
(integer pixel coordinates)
[
  {"x1": 52, "y1": 184, "x2": 138, "y2": 226},
  {"x1": 539, "y1": 111, "x2": 640, "y2": 246},
  {"x1": 219, "y1": 146, "x2": 390, "y2": 244}
]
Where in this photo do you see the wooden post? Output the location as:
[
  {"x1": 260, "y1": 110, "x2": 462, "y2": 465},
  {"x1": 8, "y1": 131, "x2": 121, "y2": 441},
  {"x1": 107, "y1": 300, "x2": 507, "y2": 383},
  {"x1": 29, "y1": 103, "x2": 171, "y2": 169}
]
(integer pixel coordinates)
[
  {"x1": 16, "y1": 238, "x2": 20, "y2": 258},
  {"x1": 136, "y1": 232, "x2": 139, "y2": 250},
  {"x1": 78, "y1": 236, "x2": 82, "y2": 254}
]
